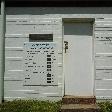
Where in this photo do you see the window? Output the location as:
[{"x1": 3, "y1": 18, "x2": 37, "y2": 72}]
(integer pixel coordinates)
[{"x1": 29, "y1": 34, "x2": 53, "y2": 42}]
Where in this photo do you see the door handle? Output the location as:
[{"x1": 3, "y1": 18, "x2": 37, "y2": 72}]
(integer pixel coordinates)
[{"x1": 64, "y1": 41, "x2": 68, "y2": 53}]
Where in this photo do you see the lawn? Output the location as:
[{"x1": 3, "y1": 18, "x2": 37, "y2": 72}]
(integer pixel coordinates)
[
  {"x1": 98, "y1": 101, "x2": 112, "y2": 112},
  {"x1": 0, "y1": 100, "x2": 61, "y2": 112},
  {"x1": 0, "y1": 100, "x2": 112, "y2": 112}
]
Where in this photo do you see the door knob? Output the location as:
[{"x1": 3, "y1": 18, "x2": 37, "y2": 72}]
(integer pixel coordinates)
[{"x1": 64, "y1": 41, "x2": 68, "y2": 53}]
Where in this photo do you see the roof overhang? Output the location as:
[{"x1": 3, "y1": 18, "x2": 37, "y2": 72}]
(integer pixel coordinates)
[
  {"x1": 4, "y1": 0, "x2": 112, "y2": 7},
  {"x1": 5, "y1": 0, "x2": 112, "y2": 1}
]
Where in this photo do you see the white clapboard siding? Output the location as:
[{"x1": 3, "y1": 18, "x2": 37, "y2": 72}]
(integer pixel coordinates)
[
  {"x1": 5, "y1": 16, "x2": 63, "y2": 101},
  {"x1": 95, "y1": 80, "x2": 112, "y2": 89},
  {"x1": 96, "y1": 70, "x2": 112, "y2": 79},
  {"x1": 95, "y1": 55, "x2": 112, "y2": 66},
  {"x1": 95, "y1": 18, "x2": 112, "y2": 99},
  {"x1": 96, "y1": 90, "x2": 112, "y2": 99},
  {"x1": 5, "y1": 7, "x2": 112, "y2": 100},
  {"x1": 4, "y1": 80, "x2": 62, "y2": 100}
]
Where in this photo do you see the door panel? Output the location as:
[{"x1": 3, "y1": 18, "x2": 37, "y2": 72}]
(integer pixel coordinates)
[{"x1": 64, "y1": 22, "x2": 94, "y2": 96}]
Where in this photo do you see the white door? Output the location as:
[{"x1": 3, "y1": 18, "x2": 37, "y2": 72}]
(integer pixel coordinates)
[{"x1": 64, "y1": 22, "x2": 94, "y2": 96}]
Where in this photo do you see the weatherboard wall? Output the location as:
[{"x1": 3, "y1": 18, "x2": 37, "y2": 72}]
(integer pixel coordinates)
[
  {"x1": 5, "y1": 16, "x2": 63, "y2": 100},
  {"x1": 5, "y1": 7, "x2": 112, "y2": 100}
]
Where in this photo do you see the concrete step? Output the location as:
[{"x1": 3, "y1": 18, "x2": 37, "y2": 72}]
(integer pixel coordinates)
[
  {"x1": 62, "y1": 96, "x2": 96, "y2": 104},
  {"x1": 61, "y1": 104, "x2": 100, "y2": 112}
]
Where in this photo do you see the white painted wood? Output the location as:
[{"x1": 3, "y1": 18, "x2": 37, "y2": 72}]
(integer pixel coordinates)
[
  {"x1": 5, "y1": 17, "x2": 63, "y2": 100},
  {"x1": 64, "y1": 22, "x2": 94, "y2": 96},
  {"x1": 95, "y1": 80, "x2": 112, "y2": 89},
  {"x1": 5, "y1": 7, "x2": 112, "y2": 100}
]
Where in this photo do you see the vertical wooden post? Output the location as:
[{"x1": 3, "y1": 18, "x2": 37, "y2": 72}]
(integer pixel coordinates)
[{"x1": 0, "y1": 0, "x2": 5, "y2": 103}]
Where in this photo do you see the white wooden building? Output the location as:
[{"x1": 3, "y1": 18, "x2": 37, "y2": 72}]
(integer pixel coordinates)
[{"x1": 0, "y1": 0, "x2": 112, "y2": 101}]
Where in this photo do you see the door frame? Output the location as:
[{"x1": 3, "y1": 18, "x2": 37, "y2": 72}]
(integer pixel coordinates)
[{"x1": 62, "y1": 18, "x2": 95, "y2": 96}]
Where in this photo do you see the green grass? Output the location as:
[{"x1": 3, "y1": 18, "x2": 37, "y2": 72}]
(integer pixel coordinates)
[
  {"x1": 0, "y1": 100, "x2": 112, "y2": 112},
  {"x1": 0, "y1": 100, "x2": 61, "y2": 112},
  {"x1": 98, "y1": 101, "x2": 112, "y2": 112}
]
